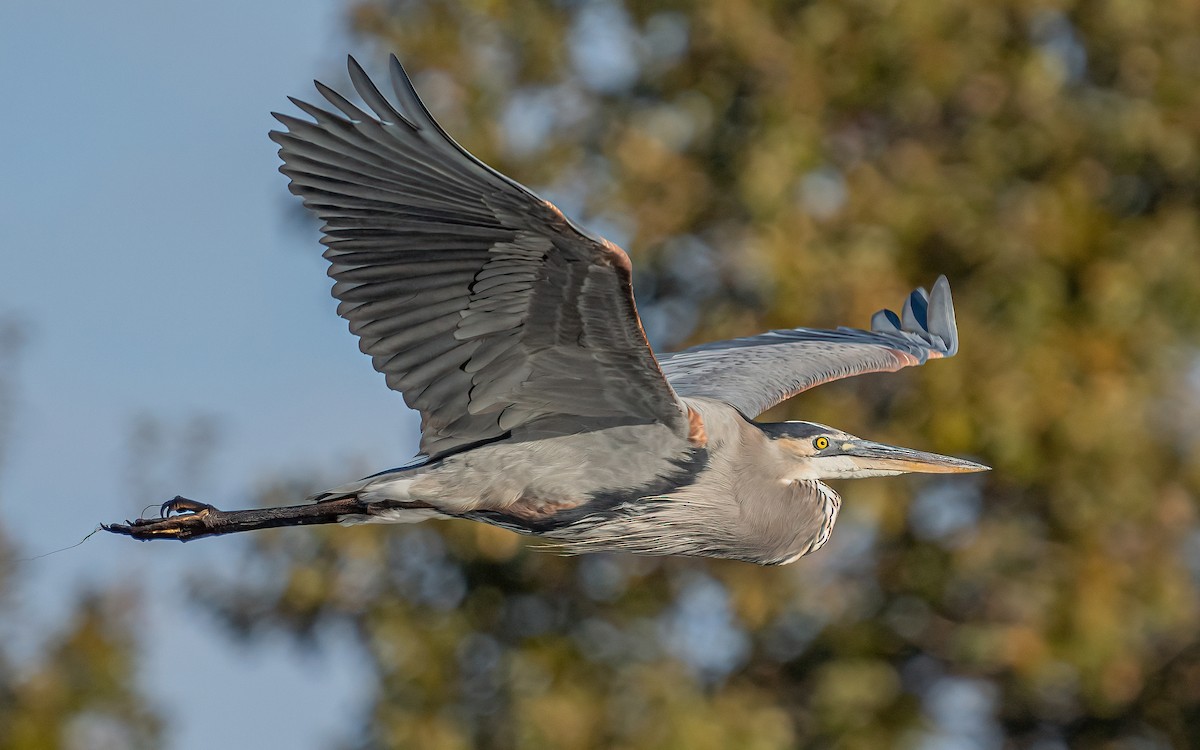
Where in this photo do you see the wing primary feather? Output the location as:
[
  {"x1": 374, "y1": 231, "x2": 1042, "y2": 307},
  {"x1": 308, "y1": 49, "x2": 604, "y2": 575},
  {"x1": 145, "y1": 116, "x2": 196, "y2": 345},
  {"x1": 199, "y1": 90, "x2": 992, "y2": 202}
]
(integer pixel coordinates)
[
  {"x1": 275, "y1": 55, "x2": 690, "y2": 456},
  {"x1": 906, "y1": 288, "x2": 929, "y2": 330},
  {"x1": 386, "y1": 55, "x2": 536, "y2": 201},
  {"x1": 280, "y1": 94, "x2": 492, "y2": 196},
  {"x1": 871, "y1": 309, "x2": 902, "y2": 333},
  {"x1": 352, "y1": 312, "x2": 455, "y2": 344},
  {"x1": 320, "y1": 221, "x2": 503, "y2": 240},
  {"x1": 347, "y1": 115, "x2": 482, "y2": 184},
  {"x1": 286, "y1": 96, "x2": 345, "y2": 126},
  {"x1": 334, "y1": 277, "x2": 469, "y2": 307},
  {"x1": 900, "y1": 295, "x2": 919, "y2": 333},
  {"x1": 273, "y1": 118, "x2": 481, "y2": 197},
  {"x1": 332, "y1": 264, "x2": 478, "y2": 284},
  {"x1": 314, "y1": 79, "x2": 371, "y2": 122},
  {"x1": 927, "y1": 275, "x2": 958, "y2": 355},
  {"x1": 346, "y1": 295, "x2": 467, "y2": 330},
  {"x1": 354, "y1": 311, "x2": 462, "y2": 348},
  {"x1": 386, "y1": 55, "x2": 435, "y2": 132},
  {"x1": 281, "y1": 152, "x2": 494, "y2": 216},
  {"x1": 346, "y1": 55, "x2": 413, "y2": 127},
  {"x1": 272, "y1": 130, "x2": 454, "y2": 193},
  {"x1": 286, "y1": 176, "x2": 491, "y2": 223}
]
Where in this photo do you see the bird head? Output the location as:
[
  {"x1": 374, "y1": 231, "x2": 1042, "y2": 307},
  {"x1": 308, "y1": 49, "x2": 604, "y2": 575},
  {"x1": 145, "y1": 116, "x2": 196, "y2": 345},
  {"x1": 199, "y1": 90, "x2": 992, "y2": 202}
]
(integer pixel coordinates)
[{"x1": 761, "y1": 421, "x2": 989, "y2": 481}]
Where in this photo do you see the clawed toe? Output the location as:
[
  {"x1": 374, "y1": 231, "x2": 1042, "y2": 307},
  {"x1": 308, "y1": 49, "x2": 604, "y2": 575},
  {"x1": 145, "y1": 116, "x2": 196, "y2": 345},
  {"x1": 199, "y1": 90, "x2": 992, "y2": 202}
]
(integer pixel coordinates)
[
  {"x1": 104, "y1": 497, "x2": 223, "y2": 541},
  {"x1": 160, "y1": 496, "x2": 216, "y2": 518}
]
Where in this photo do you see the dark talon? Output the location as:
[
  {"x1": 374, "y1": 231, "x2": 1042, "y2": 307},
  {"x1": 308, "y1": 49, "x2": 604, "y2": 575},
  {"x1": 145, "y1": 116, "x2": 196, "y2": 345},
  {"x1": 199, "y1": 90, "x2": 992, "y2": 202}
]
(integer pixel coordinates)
[
  {"x1": 104, "y1": 498, "x2": 221, "y2": 541},
  {"x1": 160, "y1": 496, "x2": 215, "y2": 518}
]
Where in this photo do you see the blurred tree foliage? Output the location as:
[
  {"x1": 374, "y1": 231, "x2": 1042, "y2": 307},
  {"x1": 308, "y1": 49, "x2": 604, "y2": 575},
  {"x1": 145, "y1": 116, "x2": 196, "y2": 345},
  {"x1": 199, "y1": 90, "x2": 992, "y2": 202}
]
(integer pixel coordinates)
[
  {"x1": 0, "y1": 320, "x2": 162, "y2": 750},
  {"x1": 197, "y1": 0, "x2": 1200, "y2": 748}
]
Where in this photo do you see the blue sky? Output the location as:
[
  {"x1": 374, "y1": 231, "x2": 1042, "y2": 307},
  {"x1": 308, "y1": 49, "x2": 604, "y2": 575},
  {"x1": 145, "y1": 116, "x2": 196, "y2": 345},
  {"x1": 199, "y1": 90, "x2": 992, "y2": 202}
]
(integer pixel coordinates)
[{"x1": 1, "y1": 1, "x2": 422, "y2": 747}]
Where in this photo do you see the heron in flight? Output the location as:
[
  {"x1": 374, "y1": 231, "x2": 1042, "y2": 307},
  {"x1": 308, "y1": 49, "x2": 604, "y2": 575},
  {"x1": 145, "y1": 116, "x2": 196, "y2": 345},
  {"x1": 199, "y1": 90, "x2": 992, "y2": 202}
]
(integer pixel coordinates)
[{"x1": 105, "y1": 56, "x2": 987, "y2": 565}]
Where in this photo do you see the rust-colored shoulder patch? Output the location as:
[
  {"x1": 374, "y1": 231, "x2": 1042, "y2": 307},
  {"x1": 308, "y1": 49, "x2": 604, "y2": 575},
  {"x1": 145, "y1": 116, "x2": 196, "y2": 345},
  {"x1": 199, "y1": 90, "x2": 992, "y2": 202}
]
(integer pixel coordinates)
[
  {"x1": 504, "y1": 492, "x2": 581, "y2": 522},
  {"x1": 539, "y1": 198, "x2": 632, "y2": 271},
  {"x1": 598, "y1": 238, "x2": 633, "y2": 273},
  {"x1": 687, "y1": 406, "x2": 708, "y2": 448},
  {"x1": 540, "y1": 198, "x2": 568, "y2": 224}
]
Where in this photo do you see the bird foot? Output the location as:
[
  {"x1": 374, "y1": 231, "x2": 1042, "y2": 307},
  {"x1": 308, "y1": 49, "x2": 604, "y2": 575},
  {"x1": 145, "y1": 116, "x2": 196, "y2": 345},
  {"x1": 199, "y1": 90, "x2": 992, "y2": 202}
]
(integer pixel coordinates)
[
  {"x1": 159, "y1": 496, "x2": 215, "y2": 518},
  {"x1": 103, "y1": 496, "x2": 220, "y2": 542},
  {"x1": 103, "y1": 494, "x2": 372, "y2": 542}
]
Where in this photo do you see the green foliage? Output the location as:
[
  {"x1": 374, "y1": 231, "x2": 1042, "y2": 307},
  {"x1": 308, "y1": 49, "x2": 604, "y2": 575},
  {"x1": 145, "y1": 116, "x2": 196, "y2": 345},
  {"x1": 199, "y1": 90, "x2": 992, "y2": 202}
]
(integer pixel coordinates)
[
  {"x1": 199, "y1": 1, "x2": 1200, "y2": 747},
  {"x1": 0, "y1": 575, "x2": 162, "y2": 750},
  {"x1": 0, "y1": 321, "x2": 162, "y2": 750}
]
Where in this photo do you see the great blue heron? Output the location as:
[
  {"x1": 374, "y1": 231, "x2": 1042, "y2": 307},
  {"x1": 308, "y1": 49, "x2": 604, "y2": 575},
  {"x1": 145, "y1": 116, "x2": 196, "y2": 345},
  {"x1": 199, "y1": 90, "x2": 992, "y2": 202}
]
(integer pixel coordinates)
[{"x1": 105, "y1": 56, "x2": 987, "y2": 565}]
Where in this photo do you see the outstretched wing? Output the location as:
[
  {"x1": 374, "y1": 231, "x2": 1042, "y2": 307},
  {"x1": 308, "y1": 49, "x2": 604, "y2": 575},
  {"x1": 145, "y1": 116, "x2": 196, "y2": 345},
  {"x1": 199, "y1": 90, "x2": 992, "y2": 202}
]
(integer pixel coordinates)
[
  {"x1": 272, "y1": 56, "x2": 687, "y2": 457},
  {"x1": 659, "y1": 276, "x2": 959, "y2": 418}
]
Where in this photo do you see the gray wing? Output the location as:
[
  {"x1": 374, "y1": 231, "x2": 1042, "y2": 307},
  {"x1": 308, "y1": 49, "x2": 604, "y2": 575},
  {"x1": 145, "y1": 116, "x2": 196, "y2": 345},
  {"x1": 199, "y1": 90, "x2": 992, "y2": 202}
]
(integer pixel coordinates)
[
  {"x1": 271, "y1": 56, "x2": 687, "y2": 457},
  {"x1": 660, "y1": 276, "x2": 959, "y2": 418}
]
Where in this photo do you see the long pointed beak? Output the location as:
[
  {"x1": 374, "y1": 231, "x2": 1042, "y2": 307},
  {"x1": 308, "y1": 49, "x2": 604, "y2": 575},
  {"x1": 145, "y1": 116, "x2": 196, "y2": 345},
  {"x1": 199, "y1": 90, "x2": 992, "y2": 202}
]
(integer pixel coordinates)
[{"x1": 844, "y1": 440, "x2": 990, "y2": 474}]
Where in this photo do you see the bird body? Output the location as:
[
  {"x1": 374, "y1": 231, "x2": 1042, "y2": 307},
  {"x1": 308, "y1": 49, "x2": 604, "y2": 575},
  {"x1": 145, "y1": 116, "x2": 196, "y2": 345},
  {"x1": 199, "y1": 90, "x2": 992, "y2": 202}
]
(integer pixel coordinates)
[
  {"x1": 319, "y1": 396, "x2": 977, "y2": 565},
  {"x1": 325, "y1": 397, "x2": 828, "y2": 565},
  {"x1": 338, "y1": 412, "x2": 698, "y2": 520},
  {"x1": 104, "y1": 55, "x2": 988, "y2": 564}
]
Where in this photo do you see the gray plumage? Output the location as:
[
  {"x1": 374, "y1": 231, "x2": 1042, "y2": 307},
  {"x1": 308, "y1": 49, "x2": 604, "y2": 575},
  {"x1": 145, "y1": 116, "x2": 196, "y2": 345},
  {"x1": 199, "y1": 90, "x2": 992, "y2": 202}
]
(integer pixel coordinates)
[
  {"x1": 105, "y1": 55, "x2": 988, "y2": 563},
  {"x1": 659, "y1": 277, "x2": 957, "y2": 418},
  {"x1": 271, "y1": 56, "x2": 686, "y2": 459}
]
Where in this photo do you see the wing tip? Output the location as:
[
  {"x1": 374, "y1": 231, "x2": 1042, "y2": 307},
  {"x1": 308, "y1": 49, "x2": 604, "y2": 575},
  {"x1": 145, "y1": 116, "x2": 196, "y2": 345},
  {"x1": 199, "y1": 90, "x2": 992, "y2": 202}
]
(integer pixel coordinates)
[
  {"x1": 926, "y1": 275, "x2": 957, "y2": 356},
  {"x1": 870, "y1": 276, "x2": 960, "y2": 357},
  {"x1": 389, "y1": 53, "x2": 408, "y2": 81},
  {"x1": 870, "y1": 308, "x2": 902, "y2": 334}
]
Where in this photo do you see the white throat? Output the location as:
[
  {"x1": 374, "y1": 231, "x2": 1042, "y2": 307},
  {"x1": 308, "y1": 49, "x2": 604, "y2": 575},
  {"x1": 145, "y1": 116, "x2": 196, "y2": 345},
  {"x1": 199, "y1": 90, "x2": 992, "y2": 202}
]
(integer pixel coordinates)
[{"x1": 786, "y1": 455, "x2": 904, "y2": 482}]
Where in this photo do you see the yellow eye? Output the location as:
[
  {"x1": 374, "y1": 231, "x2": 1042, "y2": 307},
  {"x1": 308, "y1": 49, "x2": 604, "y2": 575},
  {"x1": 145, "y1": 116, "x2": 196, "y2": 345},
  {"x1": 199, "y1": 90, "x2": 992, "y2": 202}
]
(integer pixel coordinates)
[{"x1": 813, "y1": 436, "x2": 829, "y2": 450}]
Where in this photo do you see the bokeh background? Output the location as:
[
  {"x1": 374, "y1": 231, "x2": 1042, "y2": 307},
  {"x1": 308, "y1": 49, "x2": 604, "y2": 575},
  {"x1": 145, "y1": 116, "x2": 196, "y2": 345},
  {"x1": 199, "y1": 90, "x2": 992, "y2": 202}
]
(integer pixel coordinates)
[{"x1": 4, "y1": 0, "x2": 1200, "y2": 748}]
